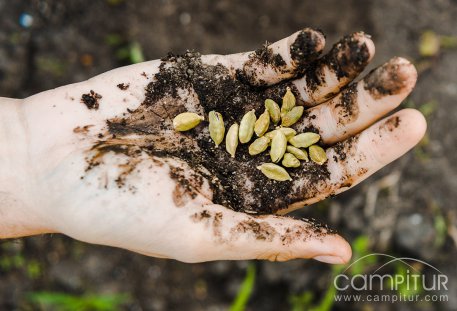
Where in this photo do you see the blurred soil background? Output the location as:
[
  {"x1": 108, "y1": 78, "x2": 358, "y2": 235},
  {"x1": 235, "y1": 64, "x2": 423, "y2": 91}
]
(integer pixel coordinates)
[{"x1": 1, "y1": 0, "x2": 457, "y2": 310}]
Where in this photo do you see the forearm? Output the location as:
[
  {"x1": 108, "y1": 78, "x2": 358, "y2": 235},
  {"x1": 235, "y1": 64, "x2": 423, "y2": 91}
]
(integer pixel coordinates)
[{"x1": 0, "y1": 97, "x2": 50, "y2": 238}]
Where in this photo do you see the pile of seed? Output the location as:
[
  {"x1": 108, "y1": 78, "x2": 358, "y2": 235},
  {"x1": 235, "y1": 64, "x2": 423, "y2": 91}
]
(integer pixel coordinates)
[{"x1": 172, "y1": 87, "x2": 327, "y2": 181}]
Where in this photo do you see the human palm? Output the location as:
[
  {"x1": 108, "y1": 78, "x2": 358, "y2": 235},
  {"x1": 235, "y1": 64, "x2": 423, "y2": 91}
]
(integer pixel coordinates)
[{"x1": 1, "y1": 29, "x2": 425, "y2": 263}]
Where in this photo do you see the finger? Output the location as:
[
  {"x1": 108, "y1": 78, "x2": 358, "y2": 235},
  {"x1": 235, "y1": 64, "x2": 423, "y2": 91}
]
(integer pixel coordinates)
[
  {"x1": 290, "y1": 32, "x2": 375, "y2": 106},
  {"x1": 281, "y1": 108, "x2": 426, "y2": 214},
  {"x1": 225, "y1": 28, "x2": 326, "y2": 86},
  {"x1": 328, "y1": 108, "x2": 426, "y2": 194},
  {"x1": 183, "y1": 204, "x2": 351, "y2": 264},
  {"x1": 295, "y1": 57, "x2": 417, "y2": 144}
]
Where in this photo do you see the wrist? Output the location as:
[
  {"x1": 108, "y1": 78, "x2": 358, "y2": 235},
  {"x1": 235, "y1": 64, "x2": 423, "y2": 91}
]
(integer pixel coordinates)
[{"x1": 0, "y1": 97, "x2": 53, "y2": 238}]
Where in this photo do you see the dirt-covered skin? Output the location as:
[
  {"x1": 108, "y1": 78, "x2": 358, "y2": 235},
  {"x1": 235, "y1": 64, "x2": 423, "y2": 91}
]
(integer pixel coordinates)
[
  {"x1": 1, "y1": 1, "x2": 453, "y2": 310},
  {"x1": 88, "y1": 49, "x2": 361, "y2": 214},
  {"x1": 1, "y1": 24, "x2": 425, "y2": 268},
  {"x1": 83, "y1": 32, "x2": 411, "y2": 216}
]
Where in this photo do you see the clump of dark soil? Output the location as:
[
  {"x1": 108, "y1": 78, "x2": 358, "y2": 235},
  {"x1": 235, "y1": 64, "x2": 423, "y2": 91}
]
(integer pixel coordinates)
[
  {"x1": 95, "y1": 51, "x2": 333, "y2": 214},
  {"x1": 290, "y1": 28, "x2": 325, "y2": 72},
  {"x1": 334, "y1": 83, "x2": 359, "y2": 124},
  {"x1": 117, "y1": 83, "x2": 129, "y2": 90},
  {"x1": 255, "y1": 43, "x2": 287, "y2": 68},
  {"x1": 304, "y1": 33, "x2": 370, "y2": 96},
  {"x1": 81, "y1": 90, "x2": 102, "y2": 110},
  {"x1": 363, "y1": 58, "x2": 410, "y2": 99}
]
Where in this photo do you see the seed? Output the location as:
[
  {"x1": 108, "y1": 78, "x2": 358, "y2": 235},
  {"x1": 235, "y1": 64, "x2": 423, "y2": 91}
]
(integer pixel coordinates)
[
  {"x1": 257, "y1": 163, "x2": 292, "y2": 181},
  {"x1": 281, "y1": 87, "x2": 296, "y2": 117},
  {"x1": 249, "y1": 136, "x2": 270, "y2": 155},
  {"x1": 282, "y1": 153, "x2": 300, "y2": 168},
  {"x1": 270, "y1": 130, "x2": 287, "y2": 163},
  {"x1": 173, "y1": 112, "x2": 204, "y2": 131},
  {"x1": 286, "y1": 145, "x2": 309, "y2": 161},
  {"x1": 226, "y1": 123, "x2": 239, "y2": 158},
  {"x1": 239, "y1": 110, "x2": 257, "y2": 143},
  {"x1": 208, "y1": 111, "x2": 225, "y2": 146},
  {"x1": 265, "y1": 99, "x2": 281, "y2": 124},
  {"x1": 289, "y1": 132, "x2": 321, "y2": 148},
  {"x1": 265, "y1": 127, "x2": 297, "y2": 141},
  {"x1": 281, "y1": 128, "x2": 297, "y2": 140},
  {"x1": 264, "y1": 130, "x2": 277, "y2": 141},
  {"x1": 281, "y1": 106, "x2": 304, "y2": 127},
  {"x1": 254, "y1": 110, "x2": 270, "y2": 137},
  {"x1": 309, "y1": 145, "x2": 328, "y2": 165}
]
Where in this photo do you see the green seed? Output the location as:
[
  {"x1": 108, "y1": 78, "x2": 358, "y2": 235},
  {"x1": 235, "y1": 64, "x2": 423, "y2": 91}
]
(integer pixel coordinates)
[
  {"x1": 281, "y1": 87, "x2": 296, "y2": 117},
  {"x1": 239, "y1": 110, "x2": 257, "y2": 143},
  {"x1": 265, "y1": 99, "x2": 281, "y2": 124},
  {"x1": 257, "y1": 163, "x2": 292, "y2": 181},
  {"x1": 226, "y1": 123, "x2": 239, "y2": 158},
  {"x1": 254, "y1": 110, "x2": 270, "y2": 137},
  {"x1": 281, "y1": 106, "x2": 304, "y2": 127},
  {"x1": 286, "y1": 146, "x2": 309, "y2": 161},
  {"x1": 265, "y1": 130, "x2": 277, "y2": 142},
  {"x1": 281, "y1": 128, "x2": 297, "y2": 140},
  {"x1": 265, "y1": 127, "x2": 297, "y2": 141},
  {"x1": 208, "y1": 111, "x2": 225, "y2": 146},
  {"x1": 282, "y1": 153, "x2": 300, "y2": 168},
  {"x1": 173, "y1": 112, "x2": 204, "y2": 131},
  {"x1": 289, "y1": 132, "x2": 321, "y2": 148},
  {"x1": 249, "y1": 136, "x2": 270, "y2": 155},
  {"x1": 270, "y1": 130, "x2": 287, "y2": 163},
  {"x1": 309, "y1": 145, "x2": 328, "y2": 165}
]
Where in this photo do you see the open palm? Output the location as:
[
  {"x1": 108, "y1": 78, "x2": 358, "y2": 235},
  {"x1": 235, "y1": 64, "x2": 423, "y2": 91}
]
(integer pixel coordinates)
[{"x1": 1, "y1": 29, "x2": 425, "y2": 263}]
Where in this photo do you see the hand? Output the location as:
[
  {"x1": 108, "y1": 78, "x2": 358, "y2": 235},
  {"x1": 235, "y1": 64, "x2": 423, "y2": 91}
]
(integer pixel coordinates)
[{"x1": 0, "y1": 29, "x2": 425, "y2": 263}]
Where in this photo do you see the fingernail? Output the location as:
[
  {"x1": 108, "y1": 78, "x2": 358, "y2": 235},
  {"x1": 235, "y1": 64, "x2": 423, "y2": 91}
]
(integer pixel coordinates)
[{"x1": 313, "y1": 255, "x2": 344, "y2": 264}]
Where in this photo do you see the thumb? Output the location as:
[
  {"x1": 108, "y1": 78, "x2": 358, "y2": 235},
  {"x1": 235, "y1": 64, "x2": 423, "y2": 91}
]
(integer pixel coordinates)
[{"x1": 182, "y1": 204, "x2": 352, "y2": 264}]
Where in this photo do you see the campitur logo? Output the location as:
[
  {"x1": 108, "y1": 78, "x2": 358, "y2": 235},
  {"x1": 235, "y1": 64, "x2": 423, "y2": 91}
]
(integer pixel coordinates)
[{"x1": 333, "y1": 253, "x2": 449, "y2": 303}]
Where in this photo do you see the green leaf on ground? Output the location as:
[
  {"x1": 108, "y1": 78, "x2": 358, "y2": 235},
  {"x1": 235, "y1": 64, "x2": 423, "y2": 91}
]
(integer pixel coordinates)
[
  {"x1": 229, "y1": 263, "x2": 256, "y2": 311},
  {"x1": 27, "y1": 292, "x2": 130, "y2": 311}
]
